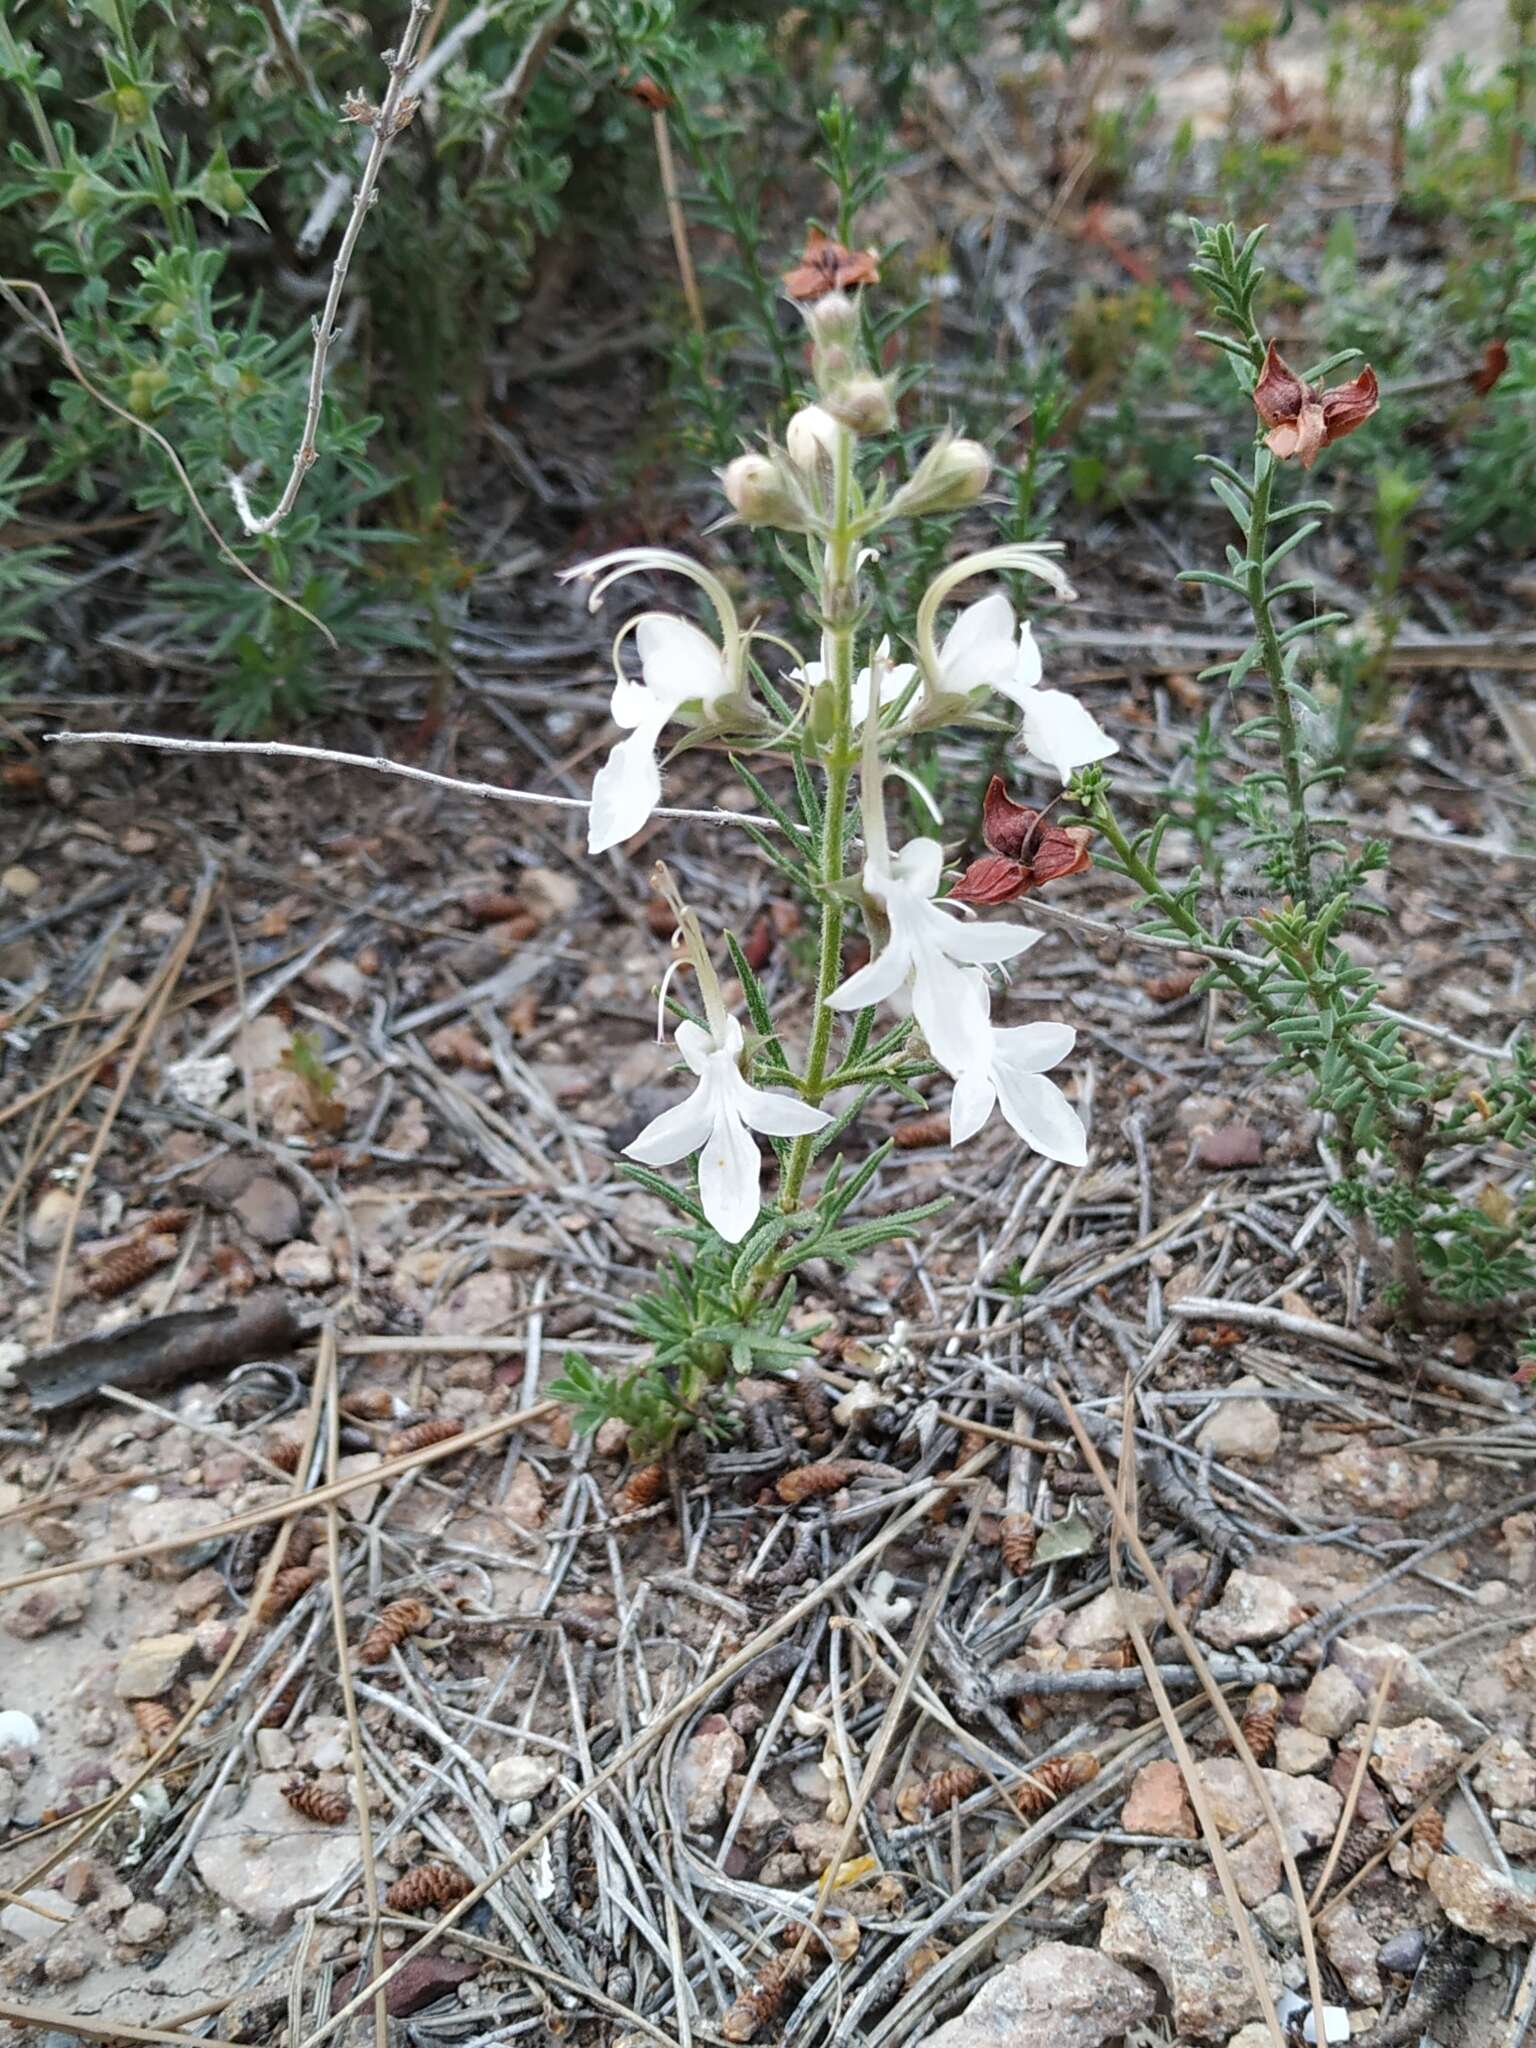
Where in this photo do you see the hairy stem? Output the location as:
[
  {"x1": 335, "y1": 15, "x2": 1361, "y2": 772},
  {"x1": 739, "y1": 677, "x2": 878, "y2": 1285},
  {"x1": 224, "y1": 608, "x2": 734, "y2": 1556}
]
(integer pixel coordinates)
[{"x1": 1246, "y1": 453, "x2": 1318, "y2": 911}]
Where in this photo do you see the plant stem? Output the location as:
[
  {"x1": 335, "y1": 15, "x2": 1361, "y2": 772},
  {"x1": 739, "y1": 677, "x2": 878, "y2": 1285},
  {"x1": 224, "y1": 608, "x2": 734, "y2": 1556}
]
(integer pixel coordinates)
[
  {"x1": 1245, "y1": 452, "x2": 1318, "y2": 912},
  {"x1": 776, "y1": 427, "x2": 858, "y2": 1218}
]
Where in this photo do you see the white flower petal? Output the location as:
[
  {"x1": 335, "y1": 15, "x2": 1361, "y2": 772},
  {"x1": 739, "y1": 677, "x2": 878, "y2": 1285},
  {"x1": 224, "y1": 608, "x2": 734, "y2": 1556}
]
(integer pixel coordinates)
[
  {"x1": 623, "y1": 1086, "x2": 713, "y2": 1167},
  {"x1": 992, "y1": 1021, "x2": 1076, "y2": 1073},
  {"x1": 912, "y1": 961, "x2": 993, "y2": 1078},
  {"x1": 697, "y1": 1104, "x2": 763, "y2": 1243},
  {"x1": 949, "y1": 1068, "x2": 996, "y2": 1146},
  {"x1": 939, "y1": 593, "x2": 1017, "y2": 691},
  {"x1": 1020, "y1": 689, "x2": 1118, "y2": 783},
  {"x1": 887, "y1": 838, "x2": 946, "y2": 899},
  {"x1": 826, "y1": 941, "x2": 913, "y2": 1013},
  {"x1": 610, "y1": 673, "x2": 658, "y2": 730},
  {"x1": 1013, "y1": 622, "x2": 1042, "y2": 695},
  {"x1": 635, "y1": 613, "x2": 728, "y2": 712},
  {"x1": 588, "y1": 722, "x2": 664, "y2": 854},
  {"x1": 932, "y1": 915, "x2": 1042, "y2": 969},
  {"x1": 993, "y1": 1068, "x2": 1088, "y2": 1165},
  {"x1": 738, "y1": 1085, "x2": 833, "y2": 1139}
]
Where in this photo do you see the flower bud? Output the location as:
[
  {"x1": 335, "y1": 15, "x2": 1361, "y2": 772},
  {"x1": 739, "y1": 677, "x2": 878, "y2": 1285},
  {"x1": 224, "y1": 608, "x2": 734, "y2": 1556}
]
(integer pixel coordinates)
[
  {"x1": 805, "y1": 291, "x2": 860, "y2": 349},
  {"x1": 889, "y1": 435, "x2": 991, "y2": 517},
  {"x1": 823, "y1": 375, "x2": 895, "y2": 436},
  {"x1": 720, "y1": 452, "x2": 812, "y2": 531},
  {"x1": 786, "y1": 404, "x2": 844, "y2": 472}
]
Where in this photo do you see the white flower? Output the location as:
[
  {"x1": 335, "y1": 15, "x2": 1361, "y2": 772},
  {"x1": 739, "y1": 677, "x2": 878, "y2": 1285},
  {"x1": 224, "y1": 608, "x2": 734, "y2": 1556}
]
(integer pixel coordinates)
[
  {"x1": 559, "y1": 549, "x2": 748, "y2": 856},
  {"x1": 794, "y1": 634, "x2": 917, "y2": 728},
  {"x1": 934, "y1": 592, "x2": 1117, "y2": 784},
  {"x1": 825, "y1": 837, "x2": 1041, "y2": 1043},
  {"x1": 786, "y1": 403, "x2": 844, "y2": 471},
  {"x1": 946, "y1": 1001, "x2": 1088, "y2": 1166},
  {"x1": 624, "y1": 1015, "x2": 831, "y2": 1244}
]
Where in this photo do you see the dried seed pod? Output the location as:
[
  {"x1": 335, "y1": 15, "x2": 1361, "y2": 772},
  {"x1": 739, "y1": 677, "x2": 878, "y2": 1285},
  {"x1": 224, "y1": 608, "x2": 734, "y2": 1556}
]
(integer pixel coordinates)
[
  {"x1": 146, "y1": 1206, "x2": 195, "y2": 1235},
  {"x1": 258, "y1": 1676, "x2": 302, "y2": 1730},
  {"x1": 281, "y1": 1777, "x2": 348, "y2": 1824},
  {"x1": 1240, "y1": 1682, "x2": 1282, "y2": 1763},
  {"x1": 132, "y1": 1699, "x2": 176, "y2": 1751},
  {"x1": 211, "y1": 1243, "x2": 258, "y2": 1294},
  {"x1": 1000, "y1": 1513, "x2": 1038, "y2": 1577},
  {"x1": 283, "y1": 1516, "x2": 326, "y2": 1567},
  {"x1": 267, "y1": 1436, "x2": 304, "y2": 1475},
  {"x1": 1409, "y1": 1807, "x2": 1445, "y2": 1880},
  {"x1": 385, "y1": 1418, "x2": 464, "y2": 1459},
  {"x1": 720, "y1": 1952, "x2": 811, "y2": 2044},
  {"x1": 1015, "y1": 1750, "x2": 1100, "y2": 1818},
  {"x1": 87, "y1": 1234, "x2": 176, "y2": 1300},
  {"x1": 793, "y1": 1376, "x2": 834, "y2": 1449},
  {"x1": 385, "y1": 1861, "x2": 472, "y2": 1913},
  {"x1": 617, "y1": 1462, "x2": 666, "y2": 1513},
  {"x1": 357, "y1": 1596, "x2": 434, "y2": 1665},
  {"x1": 340, "y1": 1385, "x2": 397, "y2": 1420},
  {"x1": 259, "y1": 1563, "x2": 324, "y2": 1621},
  {"x1": 1064, "y1": 1640, "x2": 1136, "y2": 1672},
  {"x1": 900, "y1": 1763, "x2": 986, "y2": 1821},
  {"x1": 776, "y1": 1462, "x2": 854, "y2": 1505}
]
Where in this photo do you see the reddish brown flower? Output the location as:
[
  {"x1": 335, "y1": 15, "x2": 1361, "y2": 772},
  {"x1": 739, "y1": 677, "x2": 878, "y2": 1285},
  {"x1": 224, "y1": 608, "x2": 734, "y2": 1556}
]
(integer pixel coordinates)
[
  {"x1": 1251, "y1": 342, "x2": 1379, "y2": 468},
  {"x1": 783, "y1": 226, "x2": 880, "y2": 303},
  {"x1": 1472, "y1": 339, "x2": 1508, "y2": 397},
  {"x1": 947, "y1": 776, "x2": 1092, "y2": 905},
  {"x1": 625, "y1": 75, "x2": 672, "y2": 112}
]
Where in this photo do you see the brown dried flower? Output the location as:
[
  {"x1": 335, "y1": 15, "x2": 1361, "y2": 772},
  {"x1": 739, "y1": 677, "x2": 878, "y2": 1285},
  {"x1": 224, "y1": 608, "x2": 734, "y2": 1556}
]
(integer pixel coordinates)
[
  {"x1": 948, "y1": 777, "x2": 1093, "y2": 907},
  {"x1": 1251, "y1": 341, "x2": 1379, "y2": 468},
  {"x1": 783, "y1": 226, "x2": 879, "y2": 303}
]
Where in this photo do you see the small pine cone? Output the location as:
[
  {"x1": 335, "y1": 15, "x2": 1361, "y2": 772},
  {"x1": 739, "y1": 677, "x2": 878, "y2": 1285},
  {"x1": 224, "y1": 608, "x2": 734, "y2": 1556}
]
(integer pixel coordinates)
[
  {"x1": 146, "y1": 1206, "x2": 195, "y2": 1235},
  {"x1": 267, "y1": 1436, "x2": 304, "y2": 1475},
  {"x1": 259, "y1": 1563, "x2": 323, "y2": 1621},
  {"x1": 385, "y1": 1417, "x2": 464, "y2": 1458},
  {"x1": 1015, "y1": 1751, "x2": 1100, "y2": 1818},
  {"x1": 794, "y1": 1377, "x2": 834, "y2": 1449},
  {"x1": 892, "y1": 1110, "x2": 950, "y2": 1150},
  {"x1": 132, "y1": 1699, "x2": 176, "y2": 1751},
  {"x1": 618, "y1": 1462, "x2": 666, "y2": 1513},
  {"x1": 283, "y1": 1516, "x2": 326, "y2": 1567},
  {"x1": 720, "y1": 1952, "x2": 811, "y2": 2044},
  {"x1": 955, "y1": 1428, "x2": 989, "y2": 1466},
  {"x1": 1000, "y1": 1513, "x2": 1038, "y2": 1576},
  {"x1": 281, "y1": 1777, "x2": 348, "y2": 1824},
  {"x1": 357, "y1": 1596, "x2": 434, "y2": 1665},
  {"x1": 1240, "y1": 1682, "x2": 1282, "y2": 1763},
  {"x1": 776, "y1": 1462, "x2": 854, "y2": 1505},
  {"x1": 87, "y1": 1234, "x2": 176, "y2": 1300},
  {"x1": 1331, "y1": 1824, "x2": 1387, "y2": 1883},
  {"x1": 258, "y1": 1676, "x2": 301, "y2": 1730},
  {"x1": 909, "y1": 1763, "x2": 987, "y2": 1820},
  {"x1": 228, "y1": 1521, "x2": 278, "y2": 1594},
  {"x1": 385, "y1": 1861, "x2": 472, "y2": 1913},
  {"x1": 341, "y1": 1385, "x2": 397, "y2": 1420},
  {"x1": 1409, "y1": 1808, "x2": 1445, "y2": 1880}
]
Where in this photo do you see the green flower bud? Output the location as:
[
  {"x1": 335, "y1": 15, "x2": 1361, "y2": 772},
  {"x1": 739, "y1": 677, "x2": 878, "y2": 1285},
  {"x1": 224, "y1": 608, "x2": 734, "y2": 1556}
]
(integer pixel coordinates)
[
  {"x1": 720, "y1": 452, "x2": 813, "y2": 531},
  {"x1": 64, "y1": 173, "x2": 100, "y2": 219},
  {"x1": 127, "y1": 365, "x2": 170, "y2": 418},
  {"x1": 109, "y1": 84, "x2": 149, "y2": 123},
  {"x1": 889, "y1": 436, "x2": 992, "y2": 517}
]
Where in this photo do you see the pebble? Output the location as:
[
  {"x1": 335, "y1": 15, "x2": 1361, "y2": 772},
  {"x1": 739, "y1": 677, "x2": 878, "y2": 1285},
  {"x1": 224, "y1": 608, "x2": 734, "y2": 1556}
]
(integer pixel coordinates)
[
  {"x1": 923, "y1": 1939, "x2": 1157, "y2": 2048},
  {"x1": 1197, "y1": 1569, "x2": 1304, "y2": 1649},
  {"x1": 1101, "y1": 1862, "x2": 1272, "y2": 2039},
  {"x1": 486, "y1": 1756, "x2": 555, "y2": 1803},
  {"x1": 1478, "y1": 1735, "x2": 1536, "y2": 1811},
  {"x1": 26, "y1": 1189, "x2": 76, "y2": 1250},
  {"x1": 1, "y1": 865, "x2": 41, "y2": 898},
  {"x1": 193, "y1": 1773, "x2": 361, "y2": 1930},
  {"x1": 255, "y1": 1729, "x2": 295, "y2": 1771},
  {"x1": 519, "y1": 867, "x2": 580, "y2": 923},
  {"x1": 1314, "y1": 1441, "x2": 1440, "y2": 1517},
  {"x1": 1331, "y1": 1635, "x2": 1486, "y2": 1740},
  {"x1": 1370, "y1": 1717, "x2": 1464, "y2": 1804},
  {"x1": 1427, "y1": 1851, "x2": 1536, "y2": 1944},
  {"x1": 677, "y1": 1715, "x2": 745, "y2": 1833},
  {"x1": 1376, "y1": 1928, "x2": 1426, "y2": 1975},
  {"x1": 1061, "y1": 1589, "x2": 1161, "y2": 1650},
  {"x1": 5, "y1": 1589, "x2": 86, "y2": 1640},
  {"x1": 0, "y1": 1709, "x2": 41, "y2": 1750},
  {"x1": 1121, "y1": 1759, "x2": 1197, "y2": 1838},
  {"x1": 1274, "y1": 1726, "x2": 1332, "y2": 1776},
  {"x1": 1321, "y1": 1901, "x2": 1381, "y2": 2002},
  {"x1": 1300, "y1": 1666, "x2": 1365, "y2": 1740},
  {"x1": 117, "y1": 1901, "x2": 169, "y2": 1947},
  {"x1": 233, "y1": 1176, "x2": 302, "y2": 1247},
  {"x1": 0, "y1": 1890, "x2": 77, "y2": 1944},
  {"x1": 1194, "y1": 1375, "x2": 1281, "y2": 1462},
  {"x1": 113, "y1": 1632, "x2": 196, "y2": 1700},
  {"x1": 1255, "y1": 1894, "x2": 1298, "y2": 1943},
  {"x1": 272, "y1": 1239, "x2": 333, "y2": 1289},
  {"x1": 1193, "y1": 1758, "x2": 1343, "y2": 1853}
]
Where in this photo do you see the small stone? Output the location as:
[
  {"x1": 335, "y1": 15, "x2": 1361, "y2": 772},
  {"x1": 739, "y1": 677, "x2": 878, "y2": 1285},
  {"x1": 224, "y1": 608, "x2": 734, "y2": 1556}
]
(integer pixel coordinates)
[
  {"x1": 1315, "y1": 1442, "x2": 1439, "y2": 1517},
  {"x1": 192, "y1": 1773, "x2": 361, "y2": 1929},
  {"x1": 5, "y1": 1588, "x2": 86, "y2": 1640},
  {"x1": 1503, "y1": 1513, "x2": 1536, "y2": 1587},
  {"x1": 164, "y1": 1055, "x2": 235, "y2": 1110},
  {"x1": 594, "y1": 1419, "x2": 630, "y2": 1458},
  {"x1": 678, "y1": 1714, "x2": 746, "y2": 1833},
  {"x1": 255, "y1": 1729, "x2": 295, "y2": 1771},
  {"x1": 790, "y1": 1819, "x2": 846, "y2": 1873},
  {"x1": 26, "y1": 1188, "x2": 76, "y2": 1250},
  {"x1": 923, "y1": 1939, "x2": 1157, "y2": 2048},
  {"x1": 1195, "y1": 1122, "x2": 1264, "y2": 1170},
  {"x1": 486, "y1": 1756, "x2": 555, "y2": 1803},
  {"x1": 1061, "y1": 1589, "x2": 1161, "y2": 1650},
  {"x1": 1478, "y1": 1736, "x2": 1536, "y2": 1812},
  {"x1": 1197, "y1": 1569, "x2": 1303, "y2": 1649},
  {"x1": 1193, "y1": 1759, "x2": 1342, "y2": 1853},
  {"x1": 1101, "y1": 1862, "x2": 1272, "y2": 2038},
  {"x1": 1229, "y1": 1829, "x2": 1283, "y2": 1907},
  {"x1": 1332, "y1": 1635, "x2": 1486, "y2": 1740},
  {"x1": 1501, "y1": 1820, "x2": 1536, "y2": 1858},
  {"x1": 1376, "y1": 1928, "x2": 1426, "y2": 1975},
  {"x1": 272, "y1": 1240, "x2": 333, "y2": 1289},
  {"x1": 101, "y1": 974, "x2": 147, "y2": 1017},
  {"x1": 519, "y1": 867, "x2": 580, "y2": 923},
  {"x1": 0, "y1": 1889, "x2": 77, "y2": 1943},
  {"x1": 1121, "y1": 1759, "x2": 1197, "y2": 1838},
  {"x1": 1427, "y1": 1852, "x2": 1536, "y2": 1945},
  {"x1": 1371, "y1": 1718, "x2": 1463, "y2": 1805},
  {"x1": 1, "y1": 865, "x2": 41, "y2": 899},
  {"x1": 723, "y1": 1773, "x2": 783, "y2": 1845},
  {"x1": 117, "y1": 1901, "x2": 169, "y2": 1947},
  {"x1": 1255, "y1": 1894, "x2": 1298, "y2": 1943},
  {"x1": 1274, "y1": 1726, "x2": 1332, "y2": 1776},
  {"x1": 500, "y1": 1462, "x2": 545, "y2": 1532},
  {"x1": 1195, "y1": 1376, "x2": 1281, "y2": 1462},
  {"x1": 0, "y1": 1709, "x2": 42, "y2": 1750},
  {"x1": 427, "y1": 1267, "x2": 514, "y2": 1337},
  {"x1": 113, "y1": 1632, "x2": 196, "y2": 1700},
  {"x1": 758, "y1": 1850, "x2": 807, "y2": 1887},
  {"x1": 1502, "y1": 1625, "x2": 1536, "y2": 1691},
  {"x1": 171, "y1": 1568, "x2": 226, "y2": 1619},
  {"x1": 1301, "y1": 1666, "x2": 1365, "y2": 1740},
  {"x1": 233, "y1": 1177, "x2": 302, "y2": 1248},
  {"x1": 1321, "y1": 1902, "x2": 1381, "y2": 2002},
  {"x1": 306, "y1": 957, "x2": 368, "y2": 1005}
]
